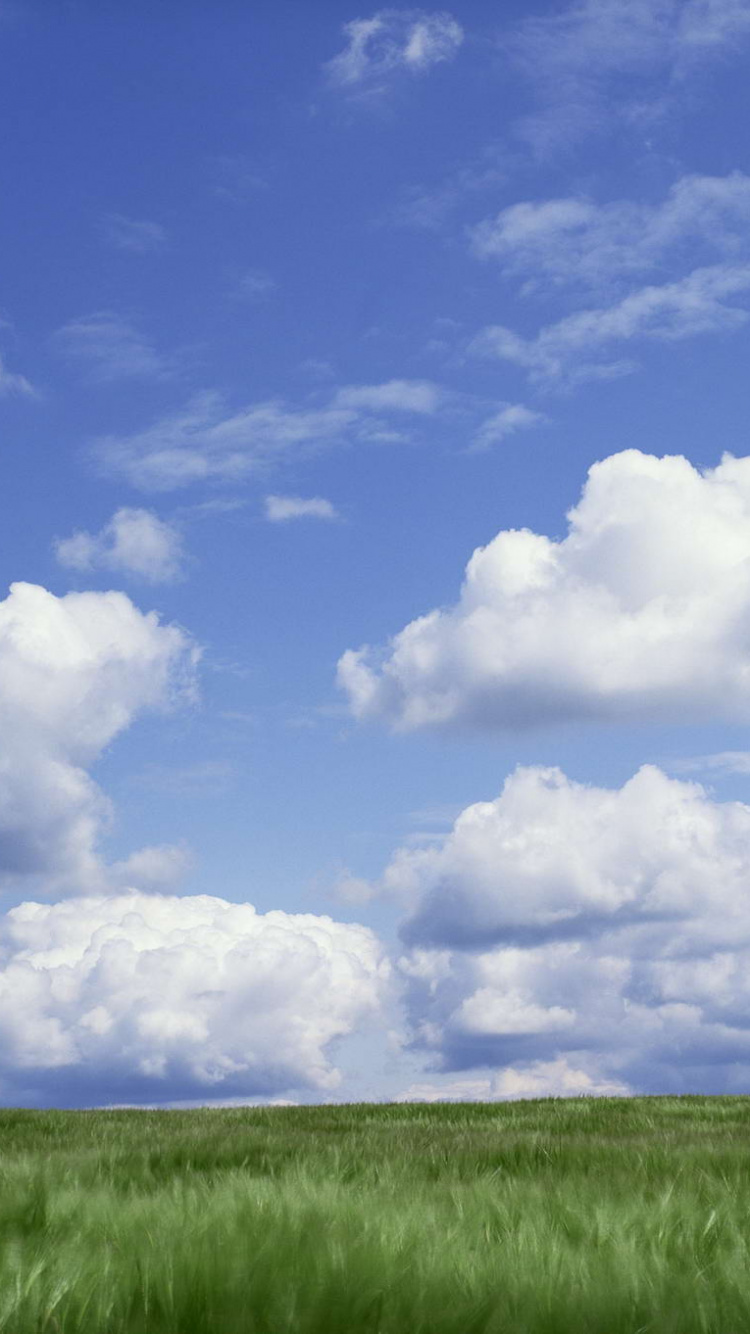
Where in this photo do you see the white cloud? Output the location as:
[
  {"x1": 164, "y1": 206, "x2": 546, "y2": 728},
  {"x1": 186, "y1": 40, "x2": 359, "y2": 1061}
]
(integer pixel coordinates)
[
  {"x1": 471, "y1": 264, "x2": 750, "y2": 386},
  {"x1": 509, "y1": 0, "x2": 750, "y2": 151},
  {"x1": 94, "y1": 381, "x2": 442, "y2": 491},
  {"x1": 339, "y1": 448, "x2": 750, "y2": 732},
  {"x1": 0, "y1": 891, "x2": 389, "y2": 1105},
  {"x1": 326, "y1": 9, "x2": 463, "y2": 89},
  {"x1": 55, "y1": 508, "x2": 185, "y2": 583},
  {"x1": 392, "y1": 764, "x2": 750, "y2": 1094},
  {"x1": 395, "y1": 1062, "x2": 629, "y2": 1101},
  {"x1": 333, "y1": 378, "x2": 442, "y2": 413},
  {"x1": 672, "y1": 751, "x2": 750, "y2": 776},
  {"x1": 54, "y1": 312, "x2": 170, "y2": 382},
  {"x1": 102, "y1": 214, "x2": 167, "y2": 253},
  {"x1": 0, "y1": 352, "x2": 34, "y2": 398},
  {"x1": 264, "y1": 495, "x2": 339, "y2": 522},
  {"x1": 471, "y1": 173, "x2": 750, "y2": 294},
  {"x1": 472, "y1": 404, "x2": 547, "y2": 450},
  {"x1": 0, "y1": 582, "x2": 197, "y2": 895},
  {"x1": 110, "y1": 844, "x2": 193, "y2": 890}
]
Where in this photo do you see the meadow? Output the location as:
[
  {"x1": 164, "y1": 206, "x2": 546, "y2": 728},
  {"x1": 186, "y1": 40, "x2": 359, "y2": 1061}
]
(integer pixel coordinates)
[{"x1": 0, "y1": 1097, "x2": 749, "y2": 1332}]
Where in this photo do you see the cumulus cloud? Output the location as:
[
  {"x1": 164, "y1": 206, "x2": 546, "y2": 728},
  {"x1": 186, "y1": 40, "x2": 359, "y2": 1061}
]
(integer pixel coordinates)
[
  {"x1": 0, "y1": 582, "x2": 197, "y2": 895},
  {"x1": 339, "y1": 448, "x2": 750, "y2": 733},
  {"x1": 264, "y1": 495, "x2": 339, "y2": 522},
  {"x1": 471, "y1": 173, "x2": 750, "y2": 294},
  {"x1": 55, "y1": 508, "x2": 185, "y2": 583},
  {"x1": 471, "y1": 264, "x2": 750, "y2": 386},
  {"x1": 54, "y1": 312, "x2": 171, "y2": 382},
  {"x1": 391, "y1": 764, "x2": 750, "y2": 1094},
  {"x1": 102, "y1": 214, "x2": 167, "y2": 253},
  {"x1": 93, "y1": 381, "x2": 442, "y2": 491},
  {"x1": 326, "y1": 9, "x2": 463, "y2": 89},
  {"x1": 509, "y1": 0, "x2": 750, "y2": 151},
  {"x1": 0, "y1": 891, "x2": 389, "y2": 1105}
]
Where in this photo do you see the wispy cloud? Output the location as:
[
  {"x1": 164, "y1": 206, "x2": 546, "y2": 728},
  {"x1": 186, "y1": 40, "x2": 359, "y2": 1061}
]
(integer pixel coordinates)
[
  {"x1": 333, "y1": 378, "x2": 442, "y2": 413},
  {"x1": 93, "y1": 380, "x2": 443, "y2": 491},
  {"x1": 264, "y1": 495, "x2": 339, "y2": 522},
  {"x1": 508, "y1": 0, "x2": 750, "y2": 152},
  {"x1": 390, "y1": 144, "x2": 508, "y2": 232},
  {"x1": 231, "y1": 268, "x2": 276, "y2": 302},
  {"x1": 131, "y1": 760, "x2": 237, "y2": 797},
  {"x1": 669, "y1": 751, "x2": 750, "y2": 776},
  {"x1": 471, "y1": 404, "x2": 547, "y2": 451},
  {"x1": 101, "y1": 213, "x2": 167, "y2": 253},
  {"x1": 55, "y1": 508, "x2": 185, "y2": 584},
  {"x1": 0, "y1": 351, "x2": 34, "y2": 398},
  {"x1": 471, "y1": 173, "x2": 750, "y2": 295},
  {"x1": 54, "y1": 312, "x2": 172, "y2": 382},
  {"x1": 471, "y1": 263, "x2": 750, "y2": 387},
  {"x1": 210, "y1": 154, "x2": 268, "y2": 202},
  {"x1": 326, "y1": 9, "x2": 463, "y2": 91}
]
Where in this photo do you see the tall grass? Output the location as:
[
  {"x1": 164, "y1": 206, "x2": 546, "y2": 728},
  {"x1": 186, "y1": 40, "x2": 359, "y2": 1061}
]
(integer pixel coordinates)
[{"x1": 0, "y1": 1097, "x2": 748, "y2": 1331}]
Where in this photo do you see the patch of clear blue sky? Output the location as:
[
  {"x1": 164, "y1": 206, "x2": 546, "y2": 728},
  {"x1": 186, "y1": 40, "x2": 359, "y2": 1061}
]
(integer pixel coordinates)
[{"x1": 2, "y1": 0, "x2": 750, "y2": 941}]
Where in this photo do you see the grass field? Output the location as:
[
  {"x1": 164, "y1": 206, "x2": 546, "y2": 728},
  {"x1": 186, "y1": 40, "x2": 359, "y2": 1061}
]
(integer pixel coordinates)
[{"x1": 0, "y1": 1097, "x2": 748, "y2": 1332}]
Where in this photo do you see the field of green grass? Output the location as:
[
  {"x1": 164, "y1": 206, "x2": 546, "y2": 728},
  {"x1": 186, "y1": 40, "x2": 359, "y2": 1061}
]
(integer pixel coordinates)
[{"x1": 0, "y1": 1097, "x2": 749, "y2": 1332}]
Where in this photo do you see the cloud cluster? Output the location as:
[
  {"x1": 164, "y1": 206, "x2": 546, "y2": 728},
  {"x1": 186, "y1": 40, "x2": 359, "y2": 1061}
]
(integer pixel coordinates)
[
  {"x1": 339, "y1": 448, "x2": 750, "y2": 732},
  {"x1": 94, "y1": 380, "x2": 442, "y2": 491},
  {"x1": 0, "y1": 582, "x2": 197, "y2": 895},
  {"x1": 56, "y1": 508, "x2": 185, "y2": 583},
  {"x1": 0, "y1": 891, "x2": 389, "y2": 1104},
  {"x1": 392, "y1": 764, "x2": 750, "y2": 1094},
  {"x1": 326, "y1": 9, "x2": 463, "y2": 89}
]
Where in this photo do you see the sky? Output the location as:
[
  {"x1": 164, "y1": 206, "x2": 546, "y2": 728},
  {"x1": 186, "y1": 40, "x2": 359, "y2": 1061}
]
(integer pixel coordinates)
[{"x1": 3, "y1": 0, "x2": 750, "y2": 1106}]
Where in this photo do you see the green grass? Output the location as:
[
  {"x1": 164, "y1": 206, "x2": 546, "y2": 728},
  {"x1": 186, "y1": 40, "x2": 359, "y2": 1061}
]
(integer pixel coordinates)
[{"x1": 0, "y1": 1098, "x2": 749, "y2": 1332}]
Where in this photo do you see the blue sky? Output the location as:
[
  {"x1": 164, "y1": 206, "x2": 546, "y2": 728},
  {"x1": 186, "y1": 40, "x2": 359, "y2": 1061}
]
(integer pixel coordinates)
[{"x1": 4, "y1": 0, "x2": 750, "y2": 1106}]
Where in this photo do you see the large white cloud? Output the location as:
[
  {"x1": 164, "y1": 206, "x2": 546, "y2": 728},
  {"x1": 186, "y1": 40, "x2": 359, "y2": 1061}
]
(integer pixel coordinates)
[
  {"x1": 0, "y1": 582, "x2": 197, "y2": 893},
  {"x1": 0, "y1": 891, "x2": 389, "y2": 1105},
  {"x1": 339, "y1": 448, "x2": 750, "y2": 732},
  {"x1": 389, "y1": 764, "x2": 750, "y2": 1094}
]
